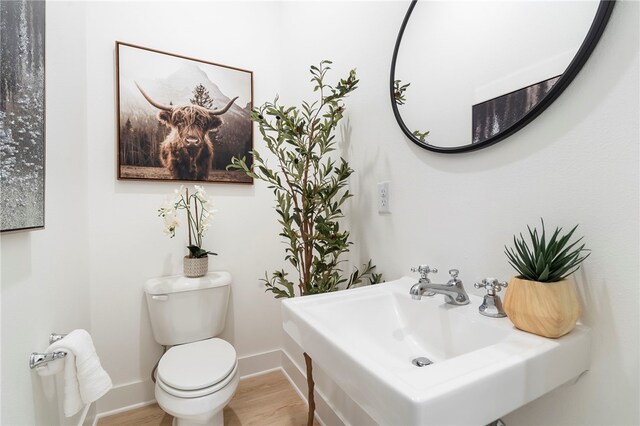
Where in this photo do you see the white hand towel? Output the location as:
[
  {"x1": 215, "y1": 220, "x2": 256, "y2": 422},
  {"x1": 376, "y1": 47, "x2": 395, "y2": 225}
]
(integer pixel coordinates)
[{"x1": 46, "y1": 329, "x2": 113, "y2": 417}]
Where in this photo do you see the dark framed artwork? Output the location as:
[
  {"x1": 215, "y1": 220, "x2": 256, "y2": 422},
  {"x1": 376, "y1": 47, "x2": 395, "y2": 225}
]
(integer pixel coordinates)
[
  {"x1": 472, "y1": 75, "x2": 561, "y2": 145},
  {"x1": 116, "y1": 42, "x2": 253, "y2": 184},
  {"x1": 0, "y1": 0, "x2": 46, "y2": 232}
]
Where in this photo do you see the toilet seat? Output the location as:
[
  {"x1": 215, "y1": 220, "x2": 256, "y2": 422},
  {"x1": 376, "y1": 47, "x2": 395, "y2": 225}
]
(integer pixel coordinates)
[
  {"x1": 158, "y1": 362, "x2": 238, "y2": 399},
  {"x1": 157, "y1": 338, "x2": 237, "y2": 399}
]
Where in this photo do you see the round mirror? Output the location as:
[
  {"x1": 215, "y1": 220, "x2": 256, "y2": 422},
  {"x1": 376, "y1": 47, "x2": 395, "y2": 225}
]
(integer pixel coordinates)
[{"x1": 390, "y1": 0, "x2": 615, "y2": 153}]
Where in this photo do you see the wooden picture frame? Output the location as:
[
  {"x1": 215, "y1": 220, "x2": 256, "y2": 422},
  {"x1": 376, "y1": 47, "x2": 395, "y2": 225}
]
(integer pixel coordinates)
[{"x1": 116, "y1": 42, "x2": 253, "y2": 184}]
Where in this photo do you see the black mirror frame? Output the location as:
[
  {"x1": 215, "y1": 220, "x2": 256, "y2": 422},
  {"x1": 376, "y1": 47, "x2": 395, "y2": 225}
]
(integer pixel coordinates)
[{"x1": 390, "y1": 0, "x2": 616, "y2": 154}]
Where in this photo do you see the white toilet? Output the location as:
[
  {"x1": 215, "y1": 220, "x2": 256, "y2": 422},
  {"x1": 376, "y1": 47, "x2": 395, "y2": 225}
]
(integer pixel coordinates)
[{"x1": 144, "y1": 271, "x2": 238, "y2": 426}]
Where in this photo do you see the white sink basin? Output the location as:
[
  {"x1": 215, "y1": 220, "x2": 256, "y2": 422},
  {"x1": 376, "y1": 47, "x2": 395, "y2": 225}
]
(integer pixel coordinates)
[{"x1": 282, "y1": 277, "x2": 590, "y2": 425}]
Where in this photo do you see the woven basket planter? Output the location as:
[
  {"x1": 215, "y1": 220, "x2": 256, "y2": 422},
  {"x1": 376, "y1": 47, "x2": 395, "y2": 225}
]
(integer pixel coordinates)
[{"x1": 183, "y1": 255, "x2": 209, "y2": 278}]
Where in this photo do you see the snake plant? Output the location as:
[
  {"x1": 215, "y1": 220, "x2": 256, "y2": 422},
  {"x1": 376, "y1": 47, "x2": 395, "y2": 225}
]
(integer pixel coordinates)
[{"x1": 505, "y1": 219, "x2": 590, "y2": 282}]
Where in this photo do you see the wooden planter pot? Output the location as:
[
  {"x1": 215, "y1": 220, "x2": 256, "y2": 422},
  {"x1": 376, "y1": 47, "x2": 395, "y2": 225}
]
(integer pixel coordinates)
[{"x1": 503, "y1": 277, "x2": 581, "y2": 338}]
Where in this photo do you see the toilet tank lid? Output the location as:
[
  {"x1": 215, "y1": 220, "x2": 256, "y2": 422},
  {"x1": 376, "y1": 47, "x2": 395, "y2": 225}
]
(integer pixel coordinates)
[{"x1": 144, "y1": 271, "x2": 231, "y2": 295}]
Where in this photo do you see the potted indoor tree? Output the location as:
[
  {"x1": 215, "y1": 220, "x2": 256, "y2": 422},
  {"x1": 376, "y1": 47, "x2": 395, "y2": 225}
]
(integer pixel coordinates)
[
  {"x1": 503, "y1": 219, "x2": 590, "y2": 338},
  {"x1": 229, "y1": 60, "x2": 381, "y2": 426}
]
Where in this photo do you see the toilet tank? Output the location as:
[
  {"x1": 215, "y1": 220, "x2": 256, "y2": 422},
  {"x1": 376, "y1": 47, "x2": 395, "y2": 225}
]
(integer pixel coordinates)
[{"x1": 144, "y1": 271, "x2": 231, "y2": 346}]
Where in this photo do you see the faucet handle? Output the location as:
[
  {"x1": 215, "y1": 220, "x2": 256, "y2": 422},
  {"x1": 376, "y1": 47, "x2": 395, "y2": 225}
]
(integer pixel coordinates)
[
  {"x1": 411, "y1": 265, "x2": 438, "y2": 280},
  {"x1": 474, "y1": 278, "x2": 508, "y2": 294},
  {"x1": 474, "y1": 278, "x2": 508, "y2": 318},
  {"x1": 447, "y1": 269, "x2": 462, "y2": 286}
]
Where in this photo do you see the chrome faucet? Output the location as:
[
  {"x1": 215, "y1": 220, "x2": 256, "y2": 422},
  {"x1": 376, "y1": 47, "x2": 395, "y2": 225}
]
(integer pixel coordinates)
[{"x1": 410, "y1": 266, "x2": 470, "y2": 305}]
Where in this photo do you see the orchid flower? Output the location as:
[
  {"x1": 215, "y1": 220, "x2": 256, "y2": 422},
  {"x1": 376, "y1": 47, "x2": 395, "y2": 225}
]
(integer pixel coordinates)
[{"x1": 158, "y1": 186, "x2": 217, "y2": 258}]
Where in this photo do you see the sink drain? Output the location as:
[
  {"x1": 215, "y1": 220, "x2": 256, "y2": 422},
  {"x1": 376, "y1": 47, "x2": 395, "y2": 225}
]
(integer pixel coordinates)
[{"x1": 412, "y1": 357, "x2": 433, "y2": 367}]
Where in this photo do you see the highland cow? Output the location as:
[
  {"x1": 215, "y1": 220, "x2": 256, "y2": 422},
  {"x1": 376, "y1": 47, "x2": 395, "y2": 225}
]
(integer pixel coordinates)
[{"x1": 136, "y1": 83, "x2": 238, "y2": 180}]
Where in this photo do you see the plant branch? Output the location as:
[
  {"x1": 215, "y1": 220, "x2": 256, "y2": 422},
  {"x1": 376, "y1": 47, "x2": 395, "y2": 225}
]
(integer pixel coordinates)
[{"x1": 186, "y1": 188, "x2": 192, "y2": 248}]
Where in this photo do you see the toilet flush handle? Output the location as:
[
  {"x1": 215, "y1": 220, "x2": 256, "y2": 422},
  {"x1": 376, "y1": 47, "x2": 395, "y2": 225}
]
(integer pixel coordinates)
[{"x1": 151, "y1": 295, "x2": 168, "y2": 301}]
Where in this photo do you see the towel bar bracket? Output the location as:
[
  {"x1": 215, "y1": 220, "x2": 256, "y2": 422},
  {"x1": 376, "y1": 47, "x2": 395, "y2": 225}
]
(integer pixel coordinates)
[
  {"x1": 30, "y1": 332, "x2": 69, "y2": 369},
  {"x1": 50, "y1": 333, "x2": 67, "y2": 344},
  {"x1": 30, "y1": 351, "x2": 67, "y2": 369}
]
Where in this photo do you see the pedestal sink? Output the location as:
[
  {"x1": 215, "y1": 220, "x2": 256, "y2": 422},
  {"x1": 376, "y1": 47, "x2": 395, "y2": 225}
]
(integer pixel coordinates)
[{"x1": 282, "y1": 277, "x2": 590, "y2": 425}]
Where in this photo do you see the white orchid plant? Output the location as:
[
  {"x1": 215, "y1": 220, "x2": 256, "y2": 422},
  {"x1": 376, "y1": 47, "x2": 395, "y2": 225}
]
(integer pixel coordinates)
[{"x1": 158, "y1": 185, "x2": 217, "y2": 259}]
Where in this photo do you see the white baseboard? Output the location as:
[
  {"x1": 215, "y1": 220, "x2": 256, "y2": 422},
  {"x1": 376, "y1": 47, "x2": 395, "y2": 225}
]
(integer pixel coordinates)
[
  {"x1": 93, "y1": 400, "x2": 157, "y2": 425},
  {"x1": 237, "y1": 348, "x2": 282, "y2": 379},
  {"x1": 94, "y1": 378, "x2": 155, "y2": 420}
]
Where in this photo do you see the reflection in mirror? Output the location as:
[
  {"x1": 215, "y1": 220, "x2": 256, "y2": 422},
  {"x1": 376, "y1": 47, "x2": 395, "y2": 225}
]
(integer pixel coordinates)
[
  {"x1": 391, "y1": 0, "x2": 615, "y2": 153},
  {"x1": 471, "y1": 75, "x2": 560, "y2": 144}
]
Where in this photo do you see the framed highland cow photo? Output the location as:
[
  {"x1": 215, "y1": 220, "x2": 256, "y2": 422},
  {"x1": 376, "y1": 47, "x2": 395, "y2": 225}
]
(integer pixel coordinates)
[{"x1": 116, "y1": 42, "x2": 253, "y2": 183}]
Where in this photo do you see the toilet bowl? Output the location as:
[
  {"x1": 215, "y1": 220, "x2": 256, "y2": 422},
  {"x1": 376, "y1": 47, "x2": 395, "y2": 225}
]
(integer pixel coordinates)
[{"x1": 155, "y1": 338, "x2": 239, "y2": 426}]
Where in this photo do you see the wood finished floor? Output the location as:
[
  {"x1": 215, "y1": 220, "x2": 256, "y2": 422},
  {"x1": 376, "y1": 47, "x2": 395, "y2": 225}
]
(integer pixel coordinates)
[{"x1": 98, "y1": 371, "x2": 318, "y2": 426}]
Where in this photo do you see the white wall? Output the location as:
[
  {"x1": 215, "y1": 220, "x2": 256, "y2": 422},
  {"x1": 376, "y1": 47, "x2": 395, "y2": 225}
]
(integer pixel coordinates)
[
  {"x1": 1, "y1": 1, "x2": 638, "y2": 424},
  {"x1": 281, "y1": 1, "x2": 639, "y2": 424},
  {"x1": 82, "y1": 1, "x2": 286, "y2": 413},
  {"x1": 0, "y1": 2, "x2": 90, "y2": 424}
]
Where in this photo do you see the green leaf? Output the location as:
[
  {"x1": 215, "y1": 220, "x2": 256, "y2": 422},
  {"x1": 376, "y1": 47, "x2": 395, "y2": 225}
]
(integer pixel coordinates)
[
  {"x1": 505, "y1": 220, "x2": 589, "y2": 282},
  {"x1": 186, "y1": 245, "x2": 211, "y2": 258}
]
